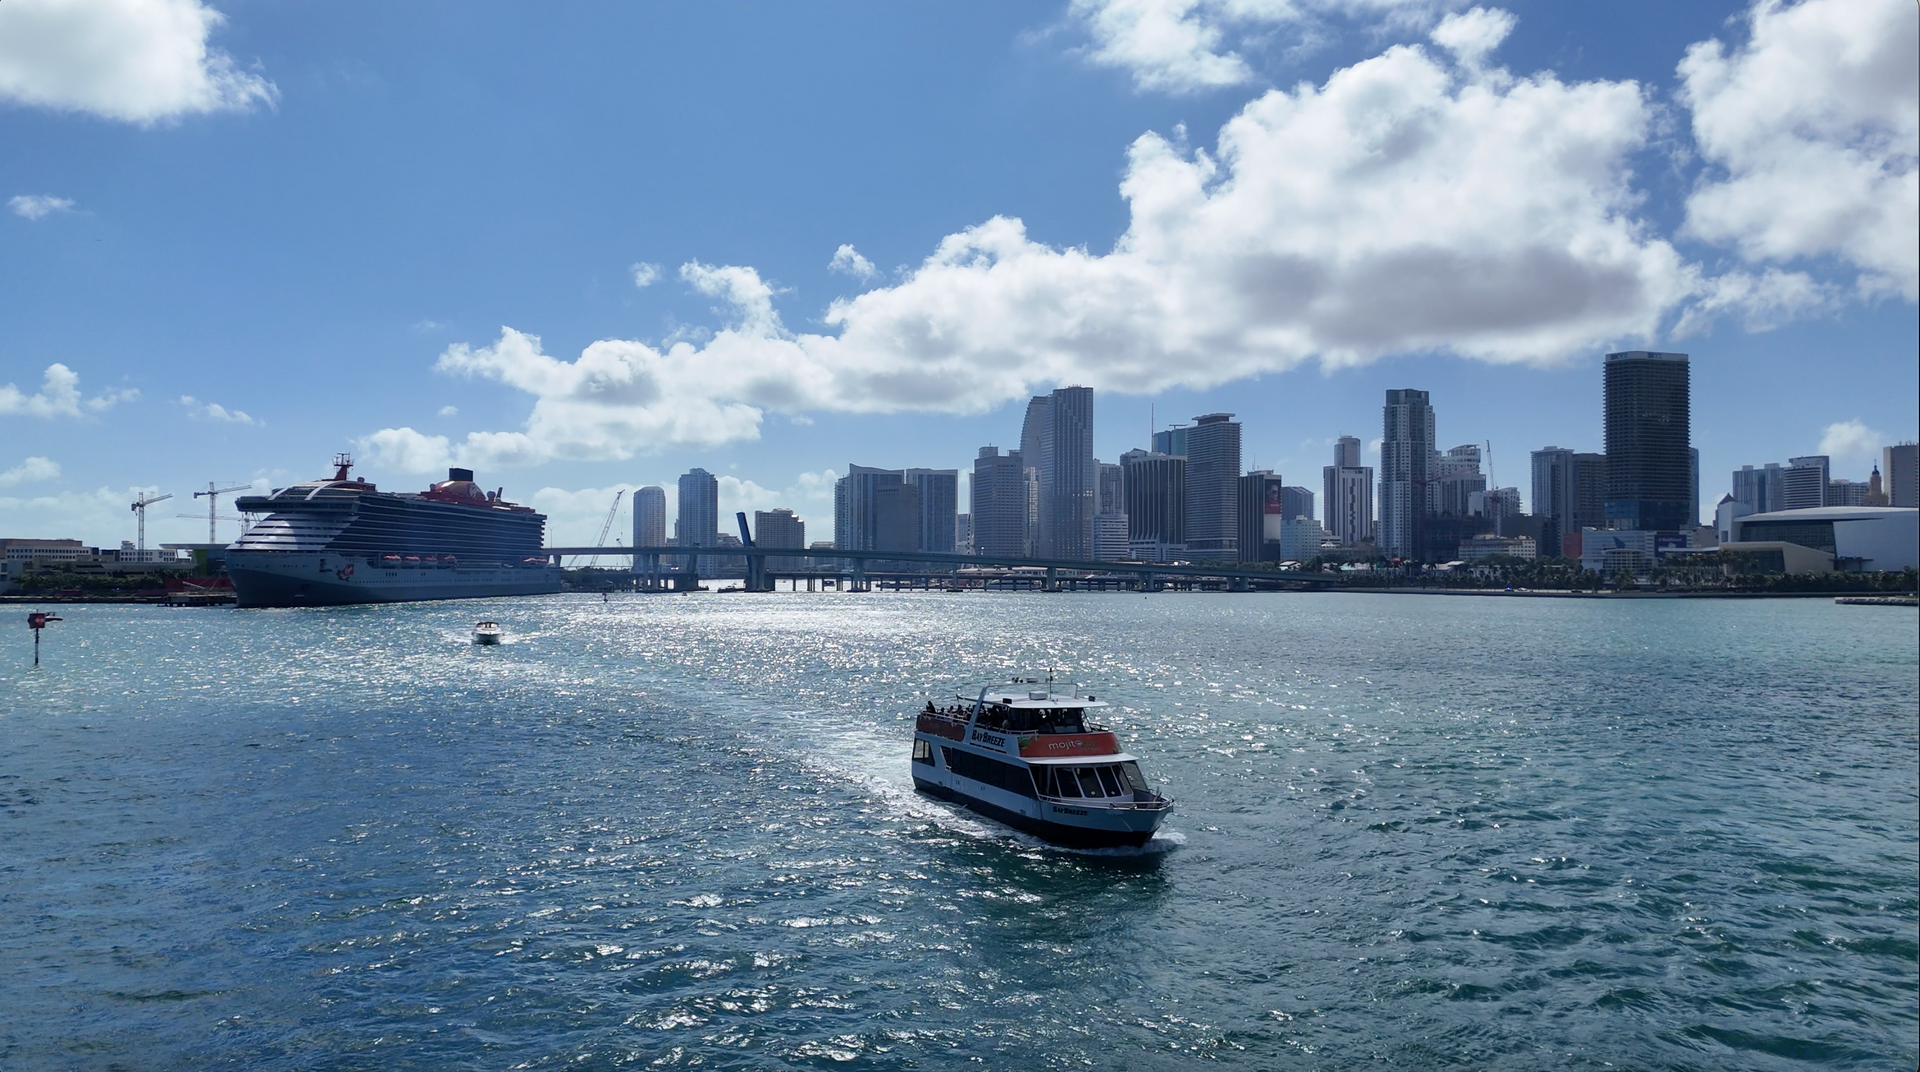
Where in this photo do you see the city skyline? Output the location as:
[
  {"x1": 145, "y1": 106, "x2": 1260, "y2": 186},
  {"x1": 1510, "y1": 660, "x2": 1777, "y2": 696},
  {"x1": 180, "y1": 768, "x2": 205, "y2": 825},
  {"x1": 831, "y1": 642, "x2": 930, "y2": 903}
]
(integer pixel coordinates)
[{"x1": 2, "y1": 1, "x2": 1915, "y2": 549}]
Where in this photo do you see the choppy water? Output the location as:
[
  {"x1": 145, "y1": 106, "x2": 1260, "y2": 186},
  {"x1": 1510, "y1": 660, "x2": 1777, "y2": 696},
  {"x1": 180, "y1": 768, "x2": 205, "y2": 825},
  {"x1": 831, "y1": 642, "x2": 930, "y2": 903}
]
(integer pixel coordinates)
[{"x1": 1, "y1": 593, "x2": 1914, "y2": 1070}]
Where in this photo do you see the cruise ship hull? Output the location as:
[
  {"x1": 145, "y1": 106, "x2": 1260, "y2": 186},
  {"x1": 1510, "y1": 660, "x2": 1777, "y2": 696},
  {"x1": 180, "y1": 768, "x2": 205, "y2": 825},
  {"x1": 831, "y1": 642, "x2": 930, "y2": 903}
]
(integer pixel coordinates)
[{"x1": 227, "y1": 551, "x2": 561, "y2": 608}]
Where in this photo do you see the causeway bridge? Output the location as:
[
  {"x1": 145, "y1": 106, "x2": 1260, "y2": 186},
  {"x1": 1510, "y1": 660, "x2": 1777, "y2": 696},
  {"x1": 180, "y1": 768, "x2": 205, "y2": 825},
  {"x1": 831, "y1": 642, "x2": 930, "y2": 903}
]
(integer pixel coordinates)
[{"x1": 544, "y1": 543, "x2": 1334, "y2": 593}]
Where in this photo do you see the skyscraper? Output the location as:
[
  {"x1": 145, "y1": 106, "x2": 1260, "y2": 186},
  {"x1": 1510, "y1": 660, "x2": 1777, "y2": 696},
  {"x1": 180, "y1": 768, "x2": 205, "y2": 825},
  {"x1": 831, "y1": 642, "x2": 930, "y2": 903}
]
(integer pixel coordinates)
[
  {"x1": 1184, "y1": 413, "x2": 1241, "y2": 560},
  {"x1": 1433, "y1": 443, "x2": 1486, "y2": 520},
  {"x1": 631, "y1": 484, "x2": 668, "y2": 577},
  {"x1": 1033, "y1": 386, "x2": 1095, "y2": 559},
  {"x1": 1779, "y1": 455, "x2": 1830, "y2": 510},
  {"x1": 1096, "y1": 461, "x2": 1124, "y2": 517},
  {"x1": 1380, "y1": 389, "x2": 1435, "y2": 558},
  {"x1": 970, "y1": 446, "x2": 1028, "y2": 558},
  {"x1": 1530, "y1": 448, "x2": 1581, "y2": 555},
  {"x1": 1322, "y1": 436, "x2": 1373, "y2": 547},
  {"x1": 1236, "y1": 471, "x2": 1284, "y2": 563},
  {"x1": 1280, "y1": 486, "x2": 1314, "y2": 522},
  {"x1": 904, "y1": 468, "x2": 959, "y2": 554},
  {"x1": 836, "y1": 464, "x2": 957, "y2": 554},
  {"x1": 1603, "y1": 351, "x2": 1691, "y2": 531},
  {"x1": 632, "y1": 486, "x2": 666, "y2": 547},
  {"x1": 1020, "y1": 395, "x2": 1049, "y2": 556},
  {"x1": 1886, "y1": 443, "x2": 1918, "y2": 507},
  {"x1": 1151, "y1": 424, "x2": 1190, "y2": 458},
  {"x1": 753, "y1": 508, "x2": 805, "y2": 571},
  {"x1": 676, "y1": 468, "x2": 719, "y2": 574},
  {"x1": 1121, "y1": 449, "x2": 1185, "y2": 561}
]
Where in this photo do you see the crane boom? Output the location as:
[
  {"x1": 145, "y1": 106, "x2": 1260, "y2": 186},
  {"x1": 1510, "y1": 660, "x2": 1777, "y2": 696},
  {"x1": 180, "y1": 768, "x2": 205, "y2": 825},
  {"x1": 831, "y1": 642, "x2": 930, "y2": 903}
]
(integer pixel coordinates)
[
  {"x1": 131, "y1": 492, "x2": 173, "y2": 551},
  {"x1": 192, "y1": 482, "x2": 251, "y2": 543},
  {"x1": 571, "y1": 489, "x2": 626, "y2": 568}
]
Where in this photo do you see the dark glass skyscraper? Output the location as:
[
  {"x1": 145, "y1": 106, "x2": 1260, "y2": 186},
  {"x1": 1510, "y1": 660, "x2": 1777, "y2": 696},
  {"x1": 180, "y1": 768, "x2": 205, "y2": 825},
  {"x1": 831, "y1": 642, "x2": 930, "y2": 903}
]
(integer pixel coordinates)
[
  {"x1": 1603, "y1": 351, "x2": 1691, "y2": 532},
  {"x1": 1379, "y1": 389, "x2": 1435, "y2": 558},
  {"x1": 1185, "y1": 413, "x2": 1242, "y2": 560}
]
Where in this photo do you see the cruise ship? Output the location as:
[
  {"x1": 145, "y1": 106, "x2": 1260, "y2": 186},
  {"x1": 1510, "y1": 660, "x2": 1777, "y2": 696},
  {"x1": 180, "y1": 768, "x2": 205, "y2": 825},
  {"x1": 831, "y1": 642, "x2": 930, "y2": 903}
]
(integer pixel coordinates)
[
  {"x1": 912, "y1": 679, "x2": 1173, "y2": 848},
  {"x1": 224, "y1": 456, "x2": 561, "y2": 607}
]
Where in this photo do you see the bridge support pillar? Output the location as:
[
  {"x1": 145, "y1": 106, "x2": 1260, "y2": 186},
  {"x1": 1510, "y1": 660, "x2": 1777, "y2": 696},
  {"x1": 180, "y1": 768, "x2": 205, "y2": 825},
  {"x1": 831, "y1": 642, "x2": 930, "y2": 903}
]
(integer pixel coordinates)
[{"x1": 1044, "y1": 566, "x2": 1058, "y2": 593}]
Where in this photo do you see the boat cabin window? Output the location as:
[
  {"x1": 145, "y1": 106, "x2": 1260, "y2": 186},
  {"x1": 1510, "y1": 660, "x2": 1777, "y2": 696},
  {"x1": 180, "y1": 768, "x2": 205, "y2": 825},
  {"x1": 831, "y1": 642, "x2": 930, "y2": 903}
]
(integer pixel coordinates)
[
  {"x1": 912, "y1": 739, "x2": 934, "y2": 766},
  {"x1": 1038, "y1": 764, "x2": 1142, "y2": 800}
]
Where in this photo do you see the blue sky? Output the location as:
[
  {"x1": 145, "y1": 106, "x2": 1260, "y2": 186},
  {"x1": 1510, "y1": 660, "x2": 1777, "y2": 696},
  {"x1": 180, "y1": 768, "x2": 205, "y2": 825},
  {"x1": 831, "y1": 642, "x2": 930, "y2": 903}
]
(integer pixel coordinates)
[{"x1": 2, "y1": 0, "x2": 1914, "y2": 547}]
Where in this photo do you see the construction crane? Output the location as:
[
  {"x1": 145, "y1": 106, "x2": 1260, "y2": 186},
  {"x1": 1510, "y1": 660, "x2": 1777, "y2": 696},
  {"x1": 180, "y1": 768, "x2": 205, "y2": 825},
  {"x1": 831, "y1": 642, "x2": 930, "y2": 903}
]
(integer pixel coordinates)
[
  {"x1": 187, "y1": 482, "x2": 251, "y2": 543},
  {"x1": 571, "y1": 489, "x2": 626, "y2": 568},
  {"x1": 131, "y1": 492, "x2": 172, "y2": 551}
]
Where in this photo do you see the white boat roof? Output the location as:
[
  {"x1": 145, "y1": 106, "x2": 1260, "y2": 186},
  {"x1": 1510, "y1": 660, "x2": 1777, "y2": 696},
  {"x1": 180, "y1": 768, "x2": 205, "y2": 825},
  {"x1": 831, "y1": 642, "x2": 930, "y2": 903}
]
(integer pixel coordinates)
[{"x1": 965, "y1": 690, "x2": 1108, "y2": 709}]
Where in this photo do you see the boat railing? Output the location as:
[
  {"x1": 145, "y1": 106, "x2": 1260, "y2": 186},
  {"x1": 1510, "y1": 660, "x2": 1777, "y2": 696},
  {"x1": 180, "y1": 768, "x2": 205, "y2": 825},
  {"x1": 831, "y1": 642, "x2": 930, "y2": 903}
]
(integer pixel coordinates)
[{"x1": 1034, "y1": 789, "x2": 1173, "y2": 812}]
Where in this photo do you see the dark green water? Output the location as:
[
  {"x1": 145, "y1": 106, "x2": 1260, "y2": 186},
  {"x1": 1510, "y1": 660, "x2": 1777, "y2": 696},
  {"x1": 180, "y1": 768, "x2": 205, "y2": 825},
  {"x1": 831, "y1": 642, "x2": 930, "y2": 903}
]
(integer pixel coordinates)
[{"x1": 2, "y1": 593, "x2": 1914, "y2": 1070}]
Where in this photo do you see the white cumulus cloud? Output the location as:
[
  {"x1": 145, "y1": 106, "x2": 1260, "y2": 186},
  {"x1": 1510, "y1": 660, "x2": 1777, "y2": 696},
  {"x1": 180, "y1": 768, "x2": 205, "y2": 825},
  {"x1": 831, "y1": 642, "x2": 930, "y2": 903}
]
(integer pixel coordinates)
[
  {"x1": 0, "y1": 456, "x2": 61, "y2": 487},
  {"x1": 1070, "y1": 0, "x2": 1447, "y2": 94},
  {"x1": 9, "y1": 194, "x2": 75, "y2": 220},
  {"x1": 0, "y1": 364, "x2": 136, "y2": 418},
  {"x1": 0, "y1": 0, "x2": 277, "y2": 124},
  {"x1": 1818, "y1": 419, "x2": 1886, "y2": 461},
  {"x1": 370, "y1": 19, "x2": 1728, "y2": 463},
  {"x1": 630, "y1": 262, "x2": 662, "y2": 288},
  {"x1": 829, "y1": 244, "x2": 878, "y2": 281},
  {"x1": 179, "y1": 395, "x2": 260, "y2": 425},
  {"x1": 1679, "y1": 0, "x2": 1919, "y2": 300}
]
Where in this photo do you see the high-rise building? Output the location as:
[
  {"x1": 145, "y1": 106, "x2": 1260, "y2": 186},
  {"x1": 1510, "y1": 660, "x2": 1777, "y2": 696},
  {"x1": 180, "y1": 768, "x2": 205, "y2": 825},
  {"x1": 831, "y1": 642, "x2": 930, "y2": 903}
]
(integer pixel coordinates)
[
  {"x1": 631, "y1": 485, "x2": 667, "y2": 550},
  {"x1": 1029, "y1": 386, "x2": 1095, "y2": 559},
  {"x1": 955, "y1": 513, "x2": 974, "y2": 555},
  {"x1": 753, "y1": 508, "x2": 805, "y2": 571},
  {"x1": 1380, "y1": 389, "x2": 1435, "y2": 557},
  {"x1": 1603, "y1": 351, "x2": 1691, "y2": 531},
  {"x1": 1826, "y1": 480, "x2": 1868, "y2": 507},
  {"x1": 1433, "y1": 443, "x2": 1486, "y2": 520},
  {"x1": 1092, "y1": 513, "x2": 1129, "y2": 562},
  {"x1": 1185, "y1": 413, "x2": 1241, "y2": 560},
  {"x1": 676, "y1": 468, "x2": 719, "y2": 574},
  {"x1": 1779, "y1": 455, "x2": 1830, "y2": 510},
  {"x1": 971, "y1": 447, "x2": 1028, "y2": 558},
  {"x1": 904, "y1": 468, "x2": 959, "y2": 554},
  {"x1": 1020, "y1": 395, "x2": 1050, "y2": 557},
  {"x1": 1152, "y1": 424, "x2": 1190, "y2": 458},
  {"x1": 1531, "y1": 448, "x2": 1575, "y2": 555},
  {"x1": 1096, "y1": 461, "x2": 1124, "y2": 516},
  {"x1": 1885, "y1": 443, "x2": 1918, "y2": 507},
  {"x1": 1689, "y1": 447, "x2": 1701, "y2": 527},
  {"x1": 1322, "y1": 436, "x2": 1373, "y2": 547},
  {"x1": 1279, "y1": 516, "x2": 1329, "y2": 561},
  {"x1": 1280, "y1": 486, "x2": 1314, "y2": 522},
  {"x1": 1731, "y1": 463, "x2": 1785, "y2": 514},
  {"x1": 836, "y1": 464, "x2": 955, "y2": 554},
  {"x1": 1092, "y1": 459, "x2": 1126, "y2": 562},
  {"x1": 1574, "y1": 452, "x2": 1607, "y2": 531},
  {"x1": 1121, "y1": 449, "x2": 1185, "y2": 561},
  {"x1": 872, "y1": 481, "x2": 922, "y2": 553},
  {"x1": 1236, "y1": 471, "x2": 1285, "y2": 562}
]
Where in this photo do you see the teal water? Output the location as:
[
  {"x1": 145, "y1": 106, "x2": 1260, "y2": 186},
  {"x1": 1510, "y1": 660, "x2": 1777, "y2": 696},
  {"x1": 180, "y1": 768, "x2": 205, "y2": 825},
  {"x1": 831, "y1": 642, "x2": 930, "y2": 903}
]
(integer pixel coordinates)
[{"x1": 1, "y1": 593, "x2": 1914, "y2": 1070}]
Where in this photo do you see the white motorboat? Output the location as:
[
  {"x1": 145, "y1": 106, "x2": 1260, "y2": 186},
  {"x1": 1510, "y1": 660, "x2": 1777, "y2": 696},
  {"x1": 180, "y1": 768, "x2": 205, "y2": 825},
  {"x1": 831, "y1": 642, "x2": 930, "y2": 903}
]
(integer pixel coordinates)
[
  {"x1": 473, "y1": 620, "x2": 504, "y2": 645},
  {"x1": 911, "y1": 677, "x2": 1172, "y2": 848}
]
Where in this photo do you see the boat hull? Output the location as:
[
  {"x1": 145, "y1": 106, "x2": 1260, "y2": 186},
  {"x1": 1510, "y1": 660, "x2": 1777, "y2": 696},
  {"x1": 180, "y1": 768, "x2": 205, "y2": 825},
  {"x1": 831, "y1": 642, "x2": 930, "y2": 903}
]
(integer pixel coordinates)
[
  {"x1": 227, "y1": 551, "x2": 561, "y2": 608},
  {"x1": 912, "y1": 775, "x2": 1165, "y2": 848}
]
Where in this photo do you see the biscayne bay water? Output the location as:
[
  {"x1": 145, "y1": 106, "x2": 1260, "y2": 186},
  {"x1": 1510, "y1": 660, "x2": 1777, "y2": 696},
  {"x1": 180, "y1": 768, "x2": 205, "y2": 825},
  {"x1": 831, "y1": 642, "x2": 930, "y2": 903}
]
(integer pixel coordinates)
[{"x1": 1, "y1": 592, "x2": 1914, "y2": 1070}]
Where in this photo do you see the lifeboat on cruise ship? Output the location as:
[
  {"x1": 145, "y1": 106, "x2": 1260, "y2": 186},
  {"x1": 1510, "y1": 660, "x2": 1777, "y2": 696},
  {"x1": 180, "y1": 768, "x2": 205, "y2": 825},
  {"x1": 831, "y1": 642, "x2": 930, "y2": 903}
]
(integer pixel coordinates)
[{"x1": 911, "y1": 678, "x2": 1172, "y2": 848}]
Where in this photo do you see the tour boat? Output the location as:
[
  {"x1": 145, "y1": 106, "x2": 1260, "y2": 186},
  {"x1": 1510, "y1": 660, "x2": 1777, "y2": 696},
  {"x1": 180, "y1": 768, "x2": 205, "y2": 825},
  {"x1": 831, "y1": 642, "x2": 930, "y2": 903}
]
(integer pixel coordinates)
[
  {"x1": 473, "y1": 621, "x2": 504, "y2": 645},
  {"x1": 911, "y1": 678, "x2": 1173, "y2": 848}
]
